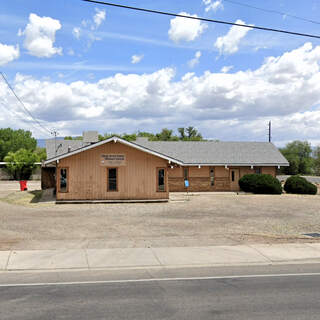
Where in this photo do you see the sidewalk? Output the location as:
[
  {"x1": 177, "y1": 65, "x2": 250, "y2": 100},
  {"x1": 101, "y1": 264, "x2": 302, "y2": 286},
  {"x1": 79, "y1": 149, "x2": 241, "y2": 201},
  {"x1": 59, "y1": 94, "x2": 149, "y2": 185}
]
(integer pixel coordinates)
[{"x1": 1, "y1": 243, "x2": 320, "y2": 272}]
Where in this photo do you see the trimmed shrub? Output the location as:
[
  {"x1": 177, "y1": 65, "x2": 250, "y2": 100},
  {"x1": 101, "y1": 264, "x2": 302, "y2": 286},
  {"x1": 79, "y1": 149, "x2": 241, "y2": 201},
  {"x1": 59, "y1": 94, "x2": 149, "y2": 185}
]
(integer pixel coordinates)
[
  {"x1": 284, "y1": 176, "x2": 317, "y2": 195},
  {"x1": 238, "y1": 174, "x2": 282, "y2": 194}
]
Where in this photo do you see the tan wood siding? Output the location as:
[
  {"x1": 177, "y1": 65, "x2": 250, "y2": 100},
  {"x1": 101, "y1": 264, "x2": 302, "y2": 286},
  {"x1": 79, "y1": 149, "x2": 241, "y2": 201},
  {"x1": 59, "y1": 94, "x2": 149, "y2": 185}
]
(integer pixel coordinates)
[
  {"x1": 168, "y1": 166, "x2": 183, "y2": 177},
  {"x1": 189, "y1": 166, "x2": 210, "y2": 177},
  {"x1": 56, "y1": 142, "x2": 169, "y2": 200},
  {"x1": 262, "y1": 166, "x2": 276, "y2": 176},
  {"x1": 168, "y1": 166, "x2": 278, "y2": 192}
]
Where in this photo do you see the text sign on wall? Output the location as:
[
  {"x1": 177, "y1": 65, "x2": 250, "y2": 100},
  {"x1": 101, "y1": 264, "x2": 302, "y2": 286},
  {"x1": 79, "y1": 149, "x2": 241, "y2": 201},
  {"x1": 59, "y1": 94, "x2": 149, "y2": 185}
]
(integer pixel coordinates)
[{"x1": 100, "y1": 154, "x2": 126, "y2": 166}]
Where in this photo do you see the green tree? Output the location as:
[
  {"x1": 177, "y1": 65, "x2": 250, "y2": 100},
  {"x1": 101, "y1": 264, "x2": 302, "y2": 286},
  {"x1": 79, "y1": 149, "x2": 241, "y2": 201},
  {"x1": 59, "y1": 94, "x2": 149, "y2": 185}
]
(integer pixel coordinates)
[
  {"x1": 137, "y1": 131, "x2": 156, "y2": 140},
  {"x1": 313, "y1": 146, "x2": 320, "y2": 176},
  {"x1": 98, "y1": 133, "x2": 137, "y2": 142},
  {"x1": 178, "y1": 127, "x2": 203, "y2": 141},
  {"x1": 34, "y1": 147, "x2": 47, "y2": 161},
  {"x1": 155, "y1": 128, "x2": 178, "y2": 141},
  {"x1": 64, "y1": 136, "x2": 82, "y2": 140},
  {"x1": 4, "y1": 149, "x2": 38, "y2": 180},
  {"x1": 280, "y1": 141, "x2": 313, "y2": 175},
  {"x1": 0, "y1": 128, "x2": 37, "y2": 161},
  {"x1": 178, "y1": 127, "x2": 185, "y2": 139}
]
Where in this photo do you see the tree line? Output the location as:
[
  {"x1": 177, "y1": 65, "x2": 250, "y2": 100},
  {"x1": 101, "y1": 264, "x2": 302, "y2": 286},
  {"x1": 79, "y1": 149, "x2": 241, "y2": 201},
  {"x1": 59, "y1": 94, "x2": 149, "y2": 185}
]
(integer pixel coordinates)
[
  {"x1": 1, "y1": 127, "x2": 320, "y2": 179},
  {"x1": 64, "y1": 127, "x2": 204, "y2": 142},
  {"x1": 279, "y1": 141, "x2": 320, "y2": 176}
]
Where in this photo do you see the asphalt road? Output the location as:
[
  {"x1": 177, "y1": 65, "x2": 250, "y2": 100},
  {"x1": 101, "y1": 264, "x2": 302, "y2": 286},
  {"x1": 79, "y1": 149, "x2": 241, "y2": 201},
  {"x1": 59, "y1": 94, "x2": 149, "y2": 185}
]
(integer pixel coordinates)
[{"x1": 1, "y1": 267, "x2": 320, "y2": 320}]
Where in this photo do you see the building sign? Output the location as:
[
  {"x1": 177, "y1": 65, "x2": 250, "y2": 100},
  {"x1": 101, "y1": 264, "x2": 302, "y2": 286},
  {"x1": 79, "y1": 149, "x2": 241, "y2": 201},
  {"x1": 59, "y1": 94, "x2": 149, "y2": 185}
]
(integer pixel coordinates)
[{"x1": 100, "y1": 154, "x2": 126, "y2": 166}]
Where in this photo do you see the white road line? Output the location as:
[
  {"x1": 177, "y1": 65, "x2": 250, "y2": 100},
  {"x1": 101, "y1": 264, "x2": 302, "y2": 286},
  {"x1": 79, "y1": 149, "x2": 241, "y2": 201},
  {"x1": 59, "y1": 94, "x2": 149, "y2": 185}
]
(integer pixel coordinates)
[{"x1": 1, "y1": 272, "x2": 320, "y2": 287}]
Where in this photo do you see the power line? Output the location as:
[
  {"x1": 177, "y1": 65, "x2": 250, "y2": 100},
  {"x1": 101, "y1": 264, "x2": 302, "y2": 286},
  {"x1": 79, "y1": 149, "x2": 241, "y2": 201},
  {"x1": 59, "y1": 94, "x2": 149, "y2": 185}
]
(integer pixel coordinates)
[
  {"x1": 0, "y1": 101, "x2": 51, "y2": 137},
  {"x1": 0, "y1": 72, "x2": 53, "y2": 136},
  {"x1": 82, "y1": 0, "x2": 320, "y2": 39},
  {"x1": 223, "y1": 0, "x2": 320, "y2": 26}
]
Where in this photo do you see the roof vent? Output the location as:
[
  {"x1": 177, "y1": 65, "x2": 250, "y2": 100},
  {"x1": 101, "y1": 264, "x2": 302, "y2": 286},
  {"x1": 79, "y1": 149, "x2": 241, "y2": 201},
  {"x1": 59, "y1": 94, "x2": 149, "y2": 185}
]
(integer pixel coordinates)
[
  {"x1": 68, "y1": 146, "x2": 71, "y2": 153},
  {"x1": 83, "y1": 131, "x2": 98, "y2": 144}
]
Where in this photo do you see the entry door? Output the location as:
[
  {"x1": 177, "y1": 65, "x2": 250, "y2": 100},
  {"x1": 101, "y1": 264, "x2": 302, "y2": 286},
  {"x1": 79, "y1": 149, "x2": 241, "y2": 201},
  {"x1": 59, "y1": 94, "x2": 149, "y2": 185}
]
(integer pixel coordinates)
[{"x1": 230, "y1": 169, "x2": 240, "y2": 191}]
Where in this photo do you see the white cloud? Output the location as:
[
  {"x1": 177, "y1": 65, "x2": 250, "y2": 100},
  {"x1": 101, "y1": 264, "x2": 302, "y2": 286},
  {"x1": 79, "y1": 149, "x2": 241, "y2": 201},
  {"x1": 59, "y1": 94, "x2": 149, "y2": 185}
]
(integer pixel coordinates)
[
  {"x1": 188, "y1": 51, "x2": 201, "y2": 68},
  {"x1": 131, "y1": 54, "x2": 144, "y2": 64},
  {"x1": 93, "y1": 9, "x2": 106, "y2": 29},
  {"x1": 20, "y1": 13, "x2": 62, "y2": 58},
  {"x1": 2, "y1": 43, "x2": 320, "y2": 143},
  {"x1": 72, "y1": 8, "x2": 106, "y2": 48},
  {"x1": 0, "y1": 43, "x2": 19, "y2": 66},
  {"x1": 215, "y1": 19, "x2": 253, "y2": 55},
  {"x1": 72, "y1": 27, "x2": 81, "y2": 39},
  {"x1": 221, "y1": 65, "x2": 233, "y2": 73},
  {"x1": 168, "y1": 12, "x2": 207, "y2": 42},
  {"x1": 203, "y1": 0, "x2": 224, "y2": 12}
]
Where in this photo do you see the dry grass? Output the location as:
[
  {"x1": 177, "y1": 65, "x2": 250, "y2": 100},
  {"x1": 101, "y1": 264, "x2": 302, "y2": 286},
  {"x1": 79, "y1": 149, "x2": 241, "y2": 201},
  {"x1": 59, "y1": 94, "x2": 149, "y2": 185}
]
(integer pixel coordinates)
[
  {"x1": 0, "y1": 190, "x2": 43, "y2": 206},
  {"x1": 0, "y1": 189, "x2": 319, "y2": 250}
]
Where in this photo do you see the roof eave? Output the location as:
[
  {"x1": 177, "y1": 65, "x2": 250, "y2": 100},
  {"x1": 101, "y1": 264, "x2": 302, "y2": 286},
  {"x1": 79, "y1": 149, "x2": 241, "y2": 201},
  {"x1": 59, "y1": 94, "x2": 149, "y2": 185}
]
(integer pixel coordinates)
[{"x1": 183, "y1": 163, "x2": 289, "y2": 167}]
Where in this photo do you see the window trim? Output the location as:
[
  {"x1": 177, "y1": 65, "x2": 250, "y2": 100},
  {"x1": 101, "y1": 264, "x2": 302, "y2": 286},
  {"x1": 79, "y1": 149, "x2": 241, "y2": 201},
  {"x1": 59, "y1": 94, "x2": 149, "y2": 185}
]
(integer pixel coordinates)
[
  {"x1": 107, "y1": 167, "x2": 118, "y2": 192},
  {"x1": 58, "y1": 167, "x2": 69, "y2": 193},
  {"x1": 183, "y1": 167, "x2": 189, "y2": 181},
  {"x1": 157, "y1": 167, "x2": 166, "y2": 192},
  {"x1": 254, "y1": 167, "x2": 262, "y2": 174},
  {"x1": 209, "y1": 167, "x2": 215, "y2": 187}
]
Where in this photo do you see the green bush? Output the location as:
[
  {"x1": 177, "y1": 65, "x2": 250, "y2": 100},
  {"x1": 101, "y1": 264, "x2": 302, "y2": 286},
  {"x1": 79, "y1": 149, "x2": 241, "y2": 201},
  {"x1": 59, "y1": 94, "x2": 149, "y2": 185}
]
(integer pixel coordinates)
[
  {"x1": 284, "y1": 176, "x2": 317, "y2": 195},
  {"x1": 238, "y1": 174, "x2": 282, "y2": 194},
  {"x1": 4, "y1": 148, "x2": 38, "y2": 180}
]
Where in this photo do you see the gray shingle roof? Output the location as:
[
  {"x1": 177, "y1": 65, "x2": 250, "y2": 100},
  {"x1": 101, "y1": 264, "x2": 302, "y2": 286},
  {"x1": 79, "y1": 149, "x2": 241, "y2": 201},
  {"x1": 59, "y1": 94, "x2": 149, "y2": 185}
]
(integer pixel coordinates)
[
  {"x1": 45, "y1": 137, "x2": 289, "y2": 166},
  {"x1": 133, "y1": 140, "x2": 289, "y2": 166},
  {"x1": 46, "y1": 139, "x2": 91, "y2": 159}
]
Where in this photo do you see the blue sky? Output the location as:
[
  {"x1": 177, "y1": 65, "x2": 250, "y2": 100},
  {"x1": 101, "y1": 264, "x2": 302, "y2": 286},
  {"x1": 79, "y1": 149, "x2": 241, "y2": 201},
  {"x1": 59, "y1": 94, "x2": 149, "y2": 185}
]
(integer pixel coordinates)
[{"x1": 1, "y1": 0, "x2": 320, "y2": 146}]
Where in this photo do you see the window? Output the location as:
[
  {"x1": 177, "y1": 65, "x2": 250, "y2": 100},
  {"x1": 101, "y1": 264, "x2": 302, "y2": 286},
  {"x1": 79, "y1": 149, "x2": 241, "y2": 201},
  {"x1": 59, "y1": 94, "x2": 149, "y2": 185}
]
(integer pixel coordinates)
[
  {"x1": 210, "y1": 168, "x2": 215, "y2": 186},
  {"x1": 255, "y1": 168, "x2": 261, "y2": 174},
  {"x1": 157, "y1": 168, "x2": 166, "y2": 192},
  {"x1": 183, "y1": 167, "x2": 189, "y2": 181},
  {"x1": 59, "y1": 168, "x2": 68, "y2": 192},
  {"x1": 231, "y1": 170, "x2": 235, "y2": 182},
  {"x1": 108, "y1": 168, "x2": 117, "y2": 191}
]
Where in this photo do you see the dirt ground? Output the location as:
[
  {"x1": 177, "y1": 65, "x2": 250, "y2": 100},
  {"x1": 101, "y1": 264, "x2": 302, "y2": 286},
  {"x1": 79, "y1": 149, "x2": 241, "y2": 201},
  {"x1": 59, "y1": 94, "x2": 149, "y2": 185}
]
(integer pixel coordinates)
[{"x1": 0, "y1": 181, "x2": 319, "y2": 250}]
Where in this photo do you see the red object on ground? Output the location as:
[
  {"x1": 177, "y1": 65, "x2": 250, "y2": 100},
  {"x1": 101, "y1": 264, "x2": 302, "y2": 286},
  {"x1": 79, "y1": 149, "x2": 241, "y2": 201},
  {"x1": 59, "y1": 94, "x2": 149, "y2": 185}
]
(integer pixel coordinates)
[{"x1": 19, "y1": 180, "x2": 28, "y2": 191}]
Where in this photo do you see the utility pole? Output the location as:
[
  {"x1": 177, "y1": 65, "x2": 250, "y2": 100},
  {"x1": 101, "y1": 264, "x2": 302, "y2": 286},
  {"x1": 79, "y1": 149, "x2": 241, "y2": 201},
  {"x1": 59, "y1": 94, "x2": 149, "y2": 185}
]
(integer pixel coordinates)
[
  {"x1": 268, "y1": 121, "x2": 271, "y2": 143},
  {"x1": 52, "y1": 130, "x2": 58, "y2": 156}
]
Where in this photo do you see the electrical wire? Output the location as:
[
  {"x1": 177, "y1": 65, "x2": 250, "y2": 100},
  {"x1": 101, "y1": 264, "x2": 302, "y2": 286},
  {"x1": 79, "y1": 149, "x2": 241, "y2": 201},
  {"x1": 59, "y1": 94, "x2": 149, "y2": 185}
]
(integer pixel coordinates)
[
  {"x1": 82, "y1": 0, "x2": 320, "y2": 39},
  {"x1": 223, "y1": 0, "x2": 320, "y2": 26},
  {"x1": 0, "y1": 101, "x2": 51, "y2": 138},
  {"x1": 0, "y1": 72, "x2": 53, "y2": 136}
]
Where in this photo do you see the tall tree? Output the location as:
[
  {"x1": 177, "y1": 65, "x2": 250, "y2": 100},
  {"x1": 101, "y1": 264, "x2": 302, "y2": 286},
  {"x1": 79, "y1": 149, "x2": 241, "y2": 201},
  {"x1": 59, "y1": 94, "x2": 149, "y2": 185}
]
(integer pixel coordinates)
[
  {"x1": 155, "y1": 128, "x2": 178, "y2": 141},
  {"x1": 0, "y1": 128, "x2": 37, "y2": 161},
  {"x1": 179, "y1": 127, "x2": 203, "y2": 141},
  {"x1": 178, "y1": 127, "x2": 185, "y2": 140},
  {"x1": 280, "y1": 141, "x2": 313, "y2": 175}
]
